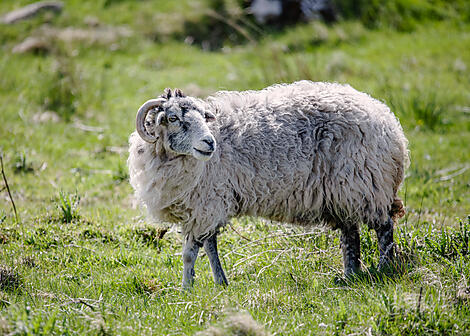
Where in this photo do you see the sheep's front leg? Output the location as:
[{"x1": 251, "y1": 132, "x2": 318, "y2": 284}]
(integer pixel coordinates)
[
  {"x1": 340, "y1": 224, "x2": 361, "y2": 277},
  {"x1": 375, "y1": 217, "x2": 395, "y2": 271},
  {"x1": 203, "y1": 234, "x2": 228, "y2": 286},
  {"x1": 182, "y1": 236, "x2": 200, "y2": 288}
]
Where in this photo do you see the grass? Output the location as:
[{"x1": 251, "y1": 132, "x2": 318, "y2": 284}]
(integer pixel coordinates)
[
  {"x1": 57, "y1": 191, "x2": 81, "y2": 223},
  {"x1": 0, "y1": 0, "x2": 469, "y2": 334}
]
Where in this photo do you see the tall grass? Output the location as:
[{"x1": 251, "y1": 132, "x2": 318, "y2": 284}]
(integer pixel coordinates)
[
  {"x1": 386, "y1": 89, "x2": 450, "y2": 131},
  {"x1": 38, "y1": 57, "x2": 81, "y2": 122},
  {"x1": 333, "y1": 0, "x2": 470, "y2": 30}
]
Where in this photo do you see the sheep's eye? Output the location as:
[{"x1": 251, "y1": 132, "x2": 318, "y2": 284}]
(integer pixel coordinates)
[
  {"x1": 168, "y1": 116, "x2": 179, "y2": 123},
  {"x1": 204, "y1": 112, "x2": 215, "y2": 122}
]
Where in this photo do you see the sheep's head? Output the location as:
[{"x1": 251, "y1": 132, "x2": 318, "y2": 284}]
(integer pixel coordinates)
[{"x1": 136, "y1": 88, "x2": 216, "y2": 161}]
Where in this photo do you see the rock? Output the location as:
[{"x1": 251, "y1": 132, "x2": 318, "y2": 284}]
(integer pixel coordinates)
[
  {"x1": 12, "y1": 37, "x2": 50, "y2": 54},
  {"x1": 41, "y1": 26, "x2": 132, "y2": 44},
  {"x1": 1, "y1": 1, "x2": 63, "y2": 24},
  {"x1": 84, "y1": 16, "x2": 100, "y2": 27},
  {"x1": 11, "y1": 24, "x2": 132, "y2": 54},
  {"x1": 32, "y1": 111, "x2": 61, "y2": 123}
]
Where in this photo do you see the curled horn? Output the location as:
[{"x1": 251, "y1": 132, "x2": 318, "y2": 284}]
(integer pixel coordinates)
[{"x1": 136, "y1": 98, "x2": 166, "y2": 143}]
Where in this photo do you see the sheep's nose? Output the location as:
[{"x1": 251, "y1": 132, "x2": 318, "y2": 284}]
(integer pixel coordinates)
[{"x1": 202, "y1": 137, "x2": 215, "y2": 151}]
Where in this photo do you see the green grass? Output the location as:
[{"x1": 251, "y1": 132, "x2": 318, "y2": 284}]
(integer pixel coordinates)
[{"x1": 0, "y1": 0, "x2": 469, "y2": 335}]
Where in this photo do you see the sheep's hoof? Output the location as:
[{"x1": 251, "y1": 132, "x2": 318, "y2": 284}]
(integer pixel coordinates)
[
  {"x1": 377, "y1": 252, "x2": 407, "y2": 277},
  {"x1": 216, "y1": 278, "x2": 229, "y2": 287},
  {"x1": 182, "y1": 281, "x2": 195, "y2": 290},
  {"x1": 343, "y1": 263, "x2": 361, "y2": 279},
  {"x1": 377, "y1": 258, "x2": 394, "y2": 273},
  {"x1": 377, "y1": 243, "x2": 397, "y2": 272},
  {"x1": 334, "y1": 269, "x2": 362, "y2": 285}
]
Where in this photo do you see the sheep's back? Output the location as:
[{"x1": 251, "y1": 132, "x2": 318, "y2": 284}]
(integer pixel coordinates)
[{"x1": 208, "y1": 81, "x2": 408, "y2": 228}]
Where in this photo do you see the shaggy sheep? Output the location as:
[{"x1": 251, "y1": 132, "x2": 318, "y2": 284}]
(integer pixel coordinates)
[{"x1": 128, "y1": 81, "x2": 409, "y2": 287}]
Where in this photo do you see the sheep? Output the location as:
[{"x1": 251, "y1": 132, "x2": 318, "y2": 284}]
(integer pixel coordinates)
[{"x1": 128, "y1": 81, "x2": 409, "y2": 287}]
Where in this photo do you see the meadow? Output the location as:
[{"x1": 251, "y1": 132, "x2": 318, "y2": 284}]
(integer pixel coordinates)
[{"x1": 0, "y1": 0, "x2": 469, "y2": 334}]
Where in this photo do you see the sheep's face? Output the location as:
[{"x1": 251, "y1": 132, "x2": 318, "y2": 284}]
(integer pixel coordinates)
[
  {"x1": 162, "y1": 97, "x2": 216, "y2": 161},
  {"x1": 139, "y1": 89, "x2": 216, "y2": 161}
]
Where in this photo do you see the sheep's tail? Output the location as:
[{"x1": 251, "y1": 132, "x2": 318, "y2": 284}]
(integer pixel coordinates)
[{"x1": 390, "y1": 197, "x2": 405, "y2": 221}]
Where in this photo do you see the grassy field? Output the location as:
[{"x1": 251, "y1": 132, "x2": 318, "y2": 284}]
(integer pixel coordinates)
[{"x1": 1, "y1": 0, "x2": 469, "y2": 335}]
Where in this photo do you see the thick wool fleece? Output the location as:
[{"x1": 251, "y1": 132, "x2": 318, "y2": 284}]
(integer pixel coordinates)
[{"x1": 128, "y1": 81, "x2": 409, "y2": 242}]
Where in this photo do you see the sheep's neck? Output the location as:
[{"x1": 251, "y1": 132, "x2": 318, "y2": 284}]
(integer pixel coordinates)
[{"x1": 154, "y1": 153, "x2": 204, "y2": 216}]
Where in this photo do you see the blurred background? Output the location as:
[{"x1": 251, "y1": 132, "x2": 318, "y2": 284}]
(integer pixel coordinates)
[
  {"x1": 0, "y1": 1, "x2": 469, "y2": 334},
  {"x1": 1, "y1": 0, "x2": 468, "y2": 224}
]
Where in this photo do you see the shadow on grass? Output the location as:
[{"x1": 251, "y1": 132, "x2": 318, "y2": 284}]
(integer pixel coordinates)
[
  {"x1": 0, "y1": 266, "x2": 22, "y2": 292},
  {"x1": 335, "y1": 251, "x2": 416, "y2": 287}
]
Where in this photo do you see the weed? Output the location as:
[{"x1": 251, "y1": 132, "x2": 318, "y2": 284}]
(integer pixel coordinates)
[
  {"x1": 0, "y1": 151, "x2": 19, "y2": 224},
  {"x1": 13, "y1": 152, "x2": 34, "y2": 174},
  {"x1": 57, "y1": 191, "x2": 80, "y2": 223}
]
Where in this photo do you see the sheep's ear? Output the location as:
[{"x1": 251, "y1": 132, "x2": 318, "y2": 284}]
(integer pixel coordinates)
[
  {"x1": 204, "y1": 110, "x2": 216, "y2": 122},
  {"x1": 174, "y1": 88, "x2": 185, "y2": 98},
  {"x1": 156, "y1": 111, "x2": 167, "y2": 126}
]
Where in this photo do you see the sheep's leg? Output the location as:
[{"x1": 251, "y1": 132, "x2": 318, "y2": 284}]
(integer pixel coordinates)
[
  {"x1": 376, "y1": 217, "x2": 395, "y2": 270},
  {"x1": 203, "y1": 234, "x2": 228, "y2": 286},
  {"x1": 182, "y1": 236, "x2": 200, "y2": 288},
  {"x1": 340, "y1": 224, "x2": 361, "y2": 277}
]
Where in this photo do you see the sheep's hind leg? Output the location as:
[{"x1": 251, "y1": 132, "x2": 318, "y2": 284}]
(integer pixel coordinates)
[
  {"x1": 340, "y1": 224, "x2": 361, "y2": 277},
  {"x1": 375, "y1": 217, "x2": 395, "y2": 271},
  {"x1": 182, "y1": 236, "x2": 200, "y2": 288},
  {"x1": 204, "y1": 234, "x2": 228, "y2": 286}
]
